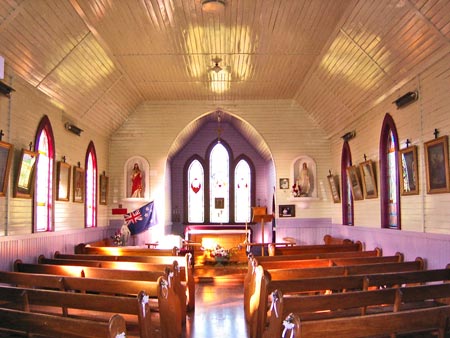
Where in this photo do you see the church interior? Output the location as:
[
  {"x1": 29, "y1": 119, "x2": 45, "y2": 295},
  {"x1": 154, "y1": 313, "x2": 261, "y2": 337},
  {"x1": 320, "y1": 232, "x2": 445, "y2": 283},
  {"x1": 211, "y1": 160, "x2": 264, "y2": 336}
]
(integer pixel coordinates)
[{"x1": 0, "y1": 0, "x2": 450, "y2": 337}]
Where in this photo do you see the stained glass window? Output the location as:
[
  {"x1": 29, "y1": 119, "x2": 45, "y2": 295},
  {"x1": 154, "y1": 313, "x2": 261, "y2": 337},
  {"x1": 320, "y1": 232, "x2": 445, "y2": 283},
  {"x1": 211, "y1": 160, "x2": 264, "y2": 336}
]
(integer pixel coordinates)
[
  {"x1": 235, "y1": 159, "x2": 251, "y2": 223},
  {"x1": 188, "y1": 159, "x2": 204, "y2": 223},
  {"x1": 85, "y1": 142, "x2": 97, "y2": 228},
  {"x1": 210, "y1": 143, "x2": 229, "y2": 223}
]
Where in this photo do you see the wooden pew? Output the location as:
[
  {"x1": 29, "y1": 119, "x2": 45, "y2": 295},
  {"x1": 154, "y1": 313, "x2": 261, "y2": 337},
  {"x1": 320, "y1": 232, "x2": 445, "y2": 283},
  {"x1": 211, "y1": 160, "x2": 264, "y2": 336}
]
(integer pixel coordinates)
[
  {"x1": 272, "y1": 300, "x2": 450, "y2": 338},
  {"x1": 267, "y1": 241, "x2": 363, "y2": 256},
  {"x1": 323, "y1": 234, "x2": 354, "y2": 245},
  {"x1": 75, "y1": 243, "x2": 178, "y2": 256},
  {"x1": 0, "y1": 308, "x2": 127, "y2": 338},
  {"x1": 38, "y1": 255, "x2": 193, "y2": 313},
  {"x1": 0, "y1": 271, "x2": 181, "y2": 338},
  {"x1": 245, "y1": 259, "x2": 425, "y2": 338},
  {"x1": 0, "y1": 286, "x2": 157, "y2": 338},
  {"x1": 14, "y1": 260, "x2": 187, "y2": 327},
  {"x1": 53, "y1": 251, "x2": 195, "y2": 311}
]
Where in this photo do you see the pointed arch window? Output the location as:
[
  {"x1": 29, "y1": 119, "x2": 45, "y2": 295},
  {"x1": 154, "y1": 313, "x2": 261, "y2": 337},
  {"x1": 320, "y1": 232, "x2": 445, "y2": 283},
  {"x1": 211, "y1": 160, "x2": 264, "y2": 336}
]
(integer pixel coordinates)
[
  {"x1": 234, "y1": 159, "x2": 251, "y2": 223},
  {"x1": 341, "y1": 141, "x2": 353, "y2": 225},
  {"x1": 184, "y1": 141, "x2": 255, "y2": 224},
  {"x1": 85, "y1": 142, "x2": 98, "y2": 228},
  {"x1": 187, "y1": 159, "x2": 204, "y2": 223},
  {"x1": 33, "y1": 116, "x2": 55, "y2": 232},
  {"x1": 210, "y1": 143, "x2": 229, "y2": 223},
  {"x1": 380, "y1": 114, "x2": 401, "y2": 229}
]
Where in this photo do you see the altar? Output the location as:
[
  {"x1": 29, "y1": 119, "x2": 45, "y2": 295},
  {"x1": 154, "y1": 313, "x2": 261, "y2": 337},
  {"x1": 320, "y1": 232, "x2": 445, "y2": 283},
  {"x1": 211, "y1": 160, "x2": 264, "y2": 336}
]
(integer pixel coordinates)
[{"x1": 184, "y1": 225, "x2": 252, "y2": 265}]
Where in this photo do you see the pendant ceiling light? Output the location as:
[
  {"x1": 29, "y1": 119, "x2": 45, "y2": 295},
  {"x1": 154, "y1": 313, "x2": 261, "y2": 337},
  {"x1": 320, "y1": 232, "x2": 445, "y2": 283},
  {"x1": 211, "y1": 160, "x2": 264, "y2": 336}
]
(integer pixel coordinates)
[{"x1": 201, "y1": 0, "x2": 225, "y2": 13}]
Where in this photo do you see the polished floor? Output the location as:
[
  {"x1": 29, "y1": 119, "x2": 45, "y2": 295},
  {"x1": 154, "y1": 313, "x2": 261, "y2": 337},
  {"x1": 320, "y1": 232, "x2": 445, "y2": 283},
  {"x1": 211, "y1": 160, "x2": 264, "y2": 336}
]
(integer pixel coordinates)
[{"x1": 184, "y1": 265, "x2": 249, "y2": 338}]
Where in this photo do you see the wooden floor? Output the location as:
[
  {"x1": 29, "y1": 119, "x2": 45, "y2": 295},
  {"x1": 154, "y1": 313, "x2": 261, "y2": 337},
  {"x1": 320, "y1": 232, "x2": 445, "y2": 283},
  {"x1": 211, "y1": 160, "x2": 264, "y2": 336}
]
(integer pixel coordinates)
[{"x1": 184, "y1": 264, "x2": 249, "y2": 338}]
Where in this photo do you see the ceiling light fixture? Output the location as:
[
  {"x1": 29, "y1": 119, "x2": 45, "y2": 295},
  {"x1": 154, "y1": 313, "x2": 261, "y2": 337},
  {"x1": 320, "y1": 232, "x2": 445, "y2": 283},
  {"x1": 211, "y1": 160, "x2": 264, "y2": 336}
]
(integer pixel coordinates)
[
  {"x1": 201, "y1": 0, "x2": 225, "y2": 13},
  {"x1": 210, "y1": 58, "x2": 223, "y2": 73}
]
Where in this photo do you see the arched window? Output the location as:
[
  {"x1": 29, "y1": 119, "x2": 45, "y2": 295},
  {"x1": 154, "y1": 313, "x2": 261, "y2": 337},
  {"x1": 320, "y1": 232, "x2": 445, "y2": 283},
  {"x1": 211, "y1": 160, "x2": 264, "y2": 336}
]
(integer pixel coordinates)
[
  {"x1": 184, "y1": 141, "x2": 254, "y2": 224},
  {"x1": 341, "y1": 141, "x2": 353, "y2": 225},
  {"x1": 33, "y1": 116, "x2": 55, "y2": 232},
  {"x1": 187, "y1": 158, "x2": 204, "y2": 223},
  {"x1": 379, "y1": 113, "x2": 401, "y2": 229},
  {"x1": 234, "y1": 158, "x2": 251, "y2": 223},
  {"x1": 210, "y1": 143, "x2": 230, "y2": 223},
  {"x1": 85, "y1": 141, "x2": 97, "y2": 228}
]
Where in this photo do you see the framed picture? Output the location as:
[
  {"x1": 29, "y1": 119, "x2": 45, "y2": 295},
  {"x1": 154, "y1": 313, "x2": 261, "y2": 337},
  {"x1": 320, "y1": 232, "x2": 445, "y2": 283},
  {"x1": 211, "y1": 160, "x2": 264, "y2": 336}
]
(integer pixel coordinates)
[
  {"x1": 359, "y1": 160, "x2": 378, "y2": 199},
  {"x1": 73, "y1": 166, "x2": 85, "y2": 203},
  {"x1": 279, "y1": 204, "x2": 295, "y2": 217},
  {"x1": 14, "y1": 149, "x2": 38, "y2": 198},
  {"x1": 99, "y1": 173, "x2": 108, "y2": 205},
  {"x1": 327, "y1": 174, "x2": 340, "y2": 203},
  {"x1": 424, "y1": 136, "x2": 450, "y2": 194},
  {"x1": 279, "y1": 178, "x2": 289, "y2": 190},
  {"x1": 215, "y1": 197, "x2": 224, "y2": 209},
  {"x1": 346, "y1": 165, "x2": 364, "y2": 200},
  {"x1": 0, "y1": 141, "x2": 13, "y2": 197},
  {"x1": 399, "y1": 145, "x2": 419, "y2": 195},
  {"x1": 56, "y1": 162, "x2": 71, "y2": 201}
]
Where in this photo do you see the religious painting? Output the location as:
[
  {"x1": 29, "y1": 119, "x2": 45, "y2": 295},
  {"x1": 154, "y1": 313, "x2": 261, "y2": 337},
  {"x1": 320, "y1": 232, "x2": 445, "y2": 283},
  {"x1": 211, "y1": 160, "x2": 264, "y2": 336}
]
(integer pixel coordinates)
[
  {"x1": 56, "y1": 161, "x2": 71, "y2": 201},
  {"x1": 359, "y1": 160, "x2": 378, "y2": 199},
  {"x1": 99, "y1": 173, "x2": 108, "y2": 205},
  {"x1": 215, "y1": 197, "x2": 224, "y2": 209},
  {"x1": 279, "y1": 178, "x2": 289, "y2": 190},
  {"x1": 0, "y1": 141, "x2": 13, "y2": 197},
  {"x1": 73, "y1": 166, "x2": 85, "y2": 203},
  {"x1": 14, "y1": 149, "x2": 38, "y2": 198},
  {"x1": 327, "y1": 173, "x2": 340, "y2": 203},
  {"x1": 346, "y1": 165, "x2": 363, "y2": 200},
  {"x1": 279, "y1": 204, "x2": 295, "y2": 217},
  {"x1": 424, "y1": 136, "x2": 450, "y2": 194},
  {"x1": 127, "y1": 158, "x2": 145, "y2": 198},
  {"x1": 399, "y1": 145, "x2": 419, "y2": 195}
]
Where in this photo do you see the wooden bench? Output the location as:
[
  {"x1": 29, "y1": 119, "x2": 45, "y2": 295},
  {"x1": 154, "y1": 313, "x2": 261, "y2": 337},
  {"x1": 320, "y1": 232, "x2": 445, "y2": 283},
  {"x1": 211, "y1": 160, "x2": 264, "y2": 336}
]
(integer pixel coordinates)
[
  {"x1": 245, "y1": 259, "x2": 425, "y2": 338},
  {"x1": 0, "y1": 271, "x2": 181, "y2": 338},
  {"x1": 262, "y1": 283, "x2": 450, "y2": 337},
  {"x1": 53, "y1": 251, "x2": 195, "y2": 311},
  {"x1": 0, "y1": 308, "x2": 127, "y2": 338},
  {"x1": 278, "y1": 304, "x2": 450, "y2": 338},
  {"x1": 75, "y1": 243, "x2": 179, "y2": 256},
  {"x1": 38, "y1": 254, "x2": 193, "y2": 313},
  {"x1": 13, "y1": 260, "x2": 187, "y2": 328},
  {"x1": 267, "y1": 242, "x2": 363, "y2": 256},
  {"x1": 323, "y1": 234, "x2": 354, "y2": 245},
  {"x1": 0, "y1": 285, "x2": 158, "y2": 338}
]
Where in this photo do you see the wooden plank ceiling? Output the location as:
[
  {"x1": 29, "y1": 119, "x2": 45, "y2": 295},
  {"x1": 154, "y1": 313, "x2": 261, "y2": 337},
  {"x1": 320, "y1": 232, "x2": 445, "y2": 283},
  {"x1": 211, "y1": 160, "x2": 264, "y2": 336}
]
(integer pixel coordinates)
[{"x1": 0, "y1": 0, "x2": 449, "y2": 145}]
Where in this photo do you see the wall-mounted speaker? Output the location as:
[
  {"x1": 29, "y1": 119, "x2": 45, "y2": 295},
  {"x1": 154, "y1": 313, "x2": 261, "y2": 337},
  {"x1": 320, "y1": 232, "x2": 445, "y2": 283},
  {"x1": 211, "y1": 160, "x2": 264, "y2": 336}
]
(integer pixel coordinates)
[
  {"x1": 394, "y1": 91, "x2": 418, "y2": 109},
  {"x1": 65, "y1": 122, "x2": 83, "y2": 136},
  {"x1": 0, "y1": 81, "x2": 14, "y2": 97}
]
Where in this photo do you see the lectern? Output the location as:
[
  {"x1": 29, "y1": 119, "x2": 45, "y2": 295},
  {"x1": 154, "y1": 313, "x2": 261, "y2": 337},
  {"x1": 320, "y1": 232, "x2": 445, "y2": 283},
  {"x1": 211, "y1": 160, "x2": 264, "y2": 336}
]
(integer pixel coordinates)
[{"x1": 252, "y1": 207, "x2": 273, "y2": 256}]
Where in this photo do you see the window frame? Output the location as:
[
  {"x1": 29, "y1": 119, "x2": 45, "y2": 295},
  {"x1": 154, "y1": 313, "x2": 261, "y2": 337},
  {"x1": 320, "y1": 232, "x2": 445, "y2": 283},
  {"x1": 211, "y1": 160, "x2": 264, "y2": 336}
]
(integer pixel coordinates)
[
  {"x1": 341, "y1": 141, "x2": 354, "y2": 226},
  {"x1": 84, "y1": 141, "x2": 98, "y2": 228},
  {"x1": 33, "y1": 115, "x2": 55, "y2": 233},
  {"x1": 379, "y1": 113, "x2": 401, "y2": 229}
]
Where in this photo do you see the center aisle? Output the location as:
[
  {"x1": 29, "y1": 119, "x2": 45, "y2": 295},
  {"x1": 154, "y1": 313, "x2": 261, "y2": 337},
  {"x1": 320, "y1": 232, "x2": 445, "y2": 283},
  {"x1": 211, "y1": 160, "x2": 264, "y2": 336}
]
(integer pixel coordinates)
[{"x1": 183, "y1": 266, "x2": 249, "y2": 338}]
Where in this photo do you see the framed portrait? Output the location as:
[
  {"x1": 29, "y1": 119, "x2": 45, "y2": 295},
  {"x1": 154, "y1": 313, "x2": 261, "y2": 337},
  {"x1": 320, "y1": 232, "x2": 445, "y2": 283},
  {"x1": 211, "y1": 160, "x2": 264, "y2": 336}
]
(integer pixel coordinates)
[
  {"x1": 99, "y1": 173, "x2": 108, "y2": 205},
  {"x1": 346, "y1": 165, "x2": 364, "y2": 201},
  {"x1": 424, "y1": 136, "x2": 450, "y2": 194},
  {"x1": 14, "y1": 149, "x2": 38, "y2": 198},
  {"x1": 279, "y1": 178, "x2": 289, "y2": 190},
  {"x1": 327, "y1": 174, "x2": 340, "y2": 203},
  {"x1": 73, "y1": 166, "x2": 85, "y2": 203},
  {"x1": 0, "y1": 141, "x2": 13, "y2": 197},
  {"x1": 279, "y1": 204, "x2": 295, "y2": 217},
  {"x1": 56, "y1": 162, "x2": 71, "y2": 201},
  {"x1": 399, "y1": 145, "x2": 419, "y2": 195},
  {"x1": 359, "y1": 160, "x2": 378, "y2": 199}
]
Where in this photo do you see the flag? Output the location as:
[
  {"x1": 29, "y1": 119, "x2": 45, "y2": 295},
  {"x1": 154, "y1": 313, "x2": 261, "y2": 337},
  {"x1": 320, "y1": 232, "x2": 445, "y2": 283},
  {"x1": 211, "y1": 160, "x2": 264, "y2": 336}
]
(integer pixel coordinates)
[{"x1": 124, "y1": 201, "x2": 155, "y2": 235}]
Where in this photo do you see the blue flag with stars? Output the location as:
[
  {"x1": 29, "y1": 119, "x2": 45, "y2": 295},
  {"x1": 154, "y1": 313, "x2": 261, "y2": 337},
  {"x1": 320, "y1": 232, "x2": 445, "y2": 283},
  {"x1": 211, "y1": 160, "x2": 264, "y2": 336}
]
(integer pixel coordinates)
[{"x1": 124, "y1": 201, "x2": 155, "y2": 235}]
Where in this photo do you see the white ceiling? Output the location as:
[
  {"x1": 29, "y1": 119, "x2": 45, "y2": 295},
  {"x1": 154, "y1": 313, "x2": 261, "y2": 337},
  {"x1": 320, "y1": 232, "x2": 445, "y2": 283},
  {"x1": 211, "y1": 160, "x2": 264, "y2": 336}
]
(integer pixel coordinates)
[{"x1": 0, "y1": 0, "x2": 449, "y2": 142}]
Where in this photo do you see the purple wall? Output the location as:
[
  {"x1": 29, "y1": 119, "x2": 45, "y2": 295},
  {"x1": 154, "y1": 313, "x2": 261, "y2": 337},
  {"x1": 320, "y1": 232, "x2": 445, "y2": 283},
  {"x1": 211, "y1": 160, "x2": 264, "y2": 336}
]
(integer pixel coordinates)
[{"x1": 170, "y1": 121, "x2": 271, "y2": 236}]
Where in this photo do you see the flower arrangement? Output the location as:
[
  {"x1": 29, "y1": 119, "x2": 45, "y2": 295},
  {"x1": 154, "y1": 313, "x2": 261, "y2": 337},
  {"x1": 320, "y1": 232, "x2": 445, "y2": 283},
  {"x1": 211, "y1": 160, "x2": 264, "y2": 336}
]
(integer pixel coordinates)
[
  {"x1": 210, "y1": 245, "x2": 231, "y2": 261},
  {"x1": 111, "y1": 230, "x2": 123, "y2": 246}
]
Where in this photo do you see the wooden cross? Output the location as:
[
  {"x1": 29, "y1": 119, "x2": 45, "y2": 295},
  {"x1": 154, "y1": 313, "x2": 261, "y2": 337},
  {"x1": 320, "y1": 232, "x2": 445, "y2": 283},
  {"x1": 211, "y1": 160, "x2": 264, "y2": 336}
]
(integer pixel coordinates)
[
  {"x1": 406, "y1": 139, "x2": 411, "y2": 148},
  {"x1": 62, "y1": 156, "x2": 66, "y2": 163},
  {"x1": 29, "y1": 142, "x2": 33, "y2": 151},
  {"x1": 364, "y1": 154, "x2": 367, "y2": 162},
  {"x1": 434, "y1": 128, "x2": 439, "y2": 139},
  {"x1": 329, "y1": 169, "x2": 332, "y2": 176},
  {"x1": 0, "y1": 130, "x2": 4, "y2": 141},
  {"x1": 77, "y1": 161, "x2": 81, "y2": 168}
]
